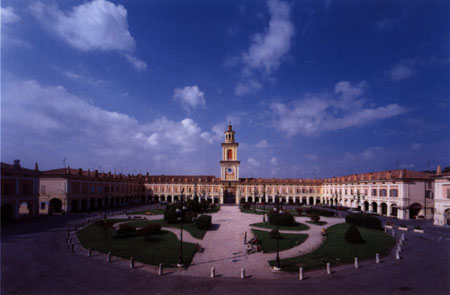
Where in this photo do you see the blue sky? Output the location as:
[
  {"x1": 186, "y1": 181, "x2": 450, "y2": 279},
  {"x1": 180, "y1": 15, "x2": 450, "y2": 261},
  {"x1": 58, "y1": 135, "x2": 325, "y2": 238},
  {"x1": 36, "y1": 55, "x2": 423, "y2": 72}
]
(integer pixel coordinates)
[{"x1": 2, "y1": 0, "x2": 449, "y2": 178}]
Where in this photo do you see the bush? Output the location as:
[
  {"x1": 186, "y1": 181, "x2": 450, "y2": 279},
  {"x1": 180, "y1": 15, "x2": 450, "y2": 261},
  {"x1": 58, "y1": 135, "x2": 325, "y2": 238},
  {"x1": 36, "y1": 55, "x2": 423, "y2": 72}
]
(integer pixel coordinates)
[
  {"x1": 310, "y1": 213, "x2": 320, "y2": 222},
  {"x1": 268, "y1": 210, "x2": 296, "y2": 226},
  {"x1": 210, "y1": 203, "x2": 217, "y2": 210},
  {"x1": 305, "y1": 208, "x2": 335, "y2": 217},
  {"x1": 185, "y1": 210, "x2": 197, "y2": 222},
  {"x1": 137, "y1": 223, "x2": 161, "y2": 236},
  {"x1": 385, "y1": 221, "x2": 393, "y2": 226},
  {"x1": 116, "y1": 224, "x2": 136, "y2": 238},
  {"x1": 269, "y1": 229, "x2": 283, "y2": 239},
  {"x1": 296, "y1": 208, "x2": 303, "y2": 216},
  {"x1": 164, "y1": 205, "x2": 179, "y2": 224},
  {"x1": 200, "y1": 200, "x2": 209, "y2": 212},
  {"x1": 414, "y1": 226, "x2": 422, "y2": 230},
  {"x1": 186, "y1": 200, "x2": 201, "y2": 213},
  {"x1": 399, "y1": 224, "x2": 407, "y2": 228},
  {"x1": 195, "y1": 215, "x2": 212, "y2": 230},
  {"x1": 345, "y1": 225, "x2": 365, "y2": 244},
  {"x1": 345, "y1": 213, "x2": 383, "y2": 230},
  {"x1": 241, "y1": 203, "x2": 251, "y2": 210}
]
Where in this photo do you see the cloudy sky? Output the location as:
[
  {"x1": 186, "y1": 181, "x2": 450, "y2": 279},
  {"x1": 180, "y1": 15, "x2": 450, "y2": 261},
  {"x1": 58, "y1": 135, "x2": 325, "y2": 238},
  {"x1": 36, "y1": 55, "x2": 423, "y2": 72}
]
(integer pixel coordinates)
[{"x1": 2, "y1": 0, "x2": 449, "y2": 178}]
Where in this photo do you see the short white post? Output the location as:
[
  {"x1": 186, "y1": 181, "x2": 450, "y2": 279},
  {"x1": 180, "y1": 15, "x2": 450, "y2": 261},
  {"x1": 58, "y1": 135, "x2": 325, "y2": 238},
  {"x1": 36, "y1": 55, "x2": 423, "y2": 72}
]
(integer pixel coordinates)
[
  {"x1": 326, "y1": 263, "x2": 331, "y2": 275},
  {"x1": 299, "y1": 267, "x2": 304, "y2": 280},
  {"x1": 392, "y1": 229, "x2": 395, "y2": 237},
  {"x1": 158, "y1": 263, "x2": 163, "y2": 276},
  {"x1": 354, "y1": 257, "x2": 358, "y2": 268},
  {"x1": 210, "y1": 267, "x2": 215, "y2": 278},
  {"x1": 401, "y1": 233, "x2": 405, "y2": 241},
  {"x1": 107, "y1": 252, "x2": 112, "y2": 263},
  {"x1": 88, "y1": 248, "x2": 92, "y2": 257},
  {"x1": 396, "y1": 251, "x2": 400, "y2": 260},
  {"x1": 397, "y1": 245, "x2": 401, "y2": 253},
  {"x1": 129, "y1": 257, "x2": 134, "y2": 269},
  {"x1": 241, "y1": 268, "x2": 245, "y2": 279},
  {"x1": 400, "y1": 239, "x2": 403, "y2": 246},
  {"x1": 376, "y1": 253, "x2": 380, "y2": 264}
]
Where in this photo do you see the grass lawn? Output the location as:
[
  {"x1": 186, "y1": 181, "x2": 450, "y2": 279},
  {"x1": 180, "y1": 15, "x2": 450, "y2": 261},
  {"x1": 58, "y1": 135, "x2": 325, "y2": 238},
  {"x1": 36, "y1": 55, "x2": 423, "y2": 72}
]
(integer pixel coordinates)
[
  {"x1": 240, "y1": 208, "x2": 266, "y2": 215},
  {"x1": 305, "y1": 221, "x2": 328, "y2": 226},
  {"x1": 252, "y1": 229, "x2": 308, "y2": 253},
  {"x1": 250, "y1": 222, "x2": 309, "y2": 231},
  {"x1": 76, "y1": 223, "x2": 196, "y2": 267},
  {"x1": 269, "y1": 223, "x2": 396, "y2": 272},
  {"x1": 128, "y1": 209, "x2": 165, "y2": 215},
  {"x1": 124, "y1": 219, "x2": 207, "y2": 240}
]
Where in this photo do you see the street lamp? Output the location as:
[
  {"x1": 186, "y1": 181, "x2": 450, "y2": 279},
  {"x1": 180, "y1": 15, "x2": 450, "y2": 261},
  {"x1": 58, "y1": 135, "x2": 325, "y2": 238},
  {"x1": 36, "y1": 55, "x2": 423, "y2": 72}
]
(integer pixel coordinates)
[
  {"x1": 176, "y1": 190, "x2": 187, "y2": 268},
  {"x1": 352, "y1": 191, "x2": 365, "y2": 211},
  {"x1": 273, "y1": 194, "x2": 283, "y2": 271},
  {"x1": 262, "y1": 184, "x2": 266, "y2": 223}
]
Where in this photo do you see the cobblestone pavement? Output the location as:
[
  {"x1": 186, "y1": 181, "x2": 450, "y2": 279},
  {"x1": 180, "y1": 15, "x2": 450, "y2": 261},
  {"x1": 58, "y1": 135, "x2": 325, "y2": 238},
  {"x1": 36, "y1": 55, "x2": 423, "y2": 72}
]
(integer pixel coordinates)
[{"x1": 2, "y1": 204, "x2": 450, "y2": 294}]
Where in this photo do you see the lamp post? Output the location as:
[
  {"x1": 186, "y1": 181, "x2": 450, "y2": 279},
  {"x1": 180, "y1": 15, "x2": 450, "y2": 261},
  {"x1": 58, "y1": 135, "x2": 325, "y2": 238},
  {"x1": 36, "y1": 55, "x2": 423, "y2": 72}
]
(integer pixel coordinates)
[
  {"x1": 176, "y1": 190, "x2": 187, "y2": 268},
  {"x1": 352, "y1": 191, "x2": 365, "y2": 211},
  {"x1": 273, "y1": 194, "x2": 283, "y2": 271},
  {"x1": 262, "y1": 184, "x2": 266, "y2": 223}
]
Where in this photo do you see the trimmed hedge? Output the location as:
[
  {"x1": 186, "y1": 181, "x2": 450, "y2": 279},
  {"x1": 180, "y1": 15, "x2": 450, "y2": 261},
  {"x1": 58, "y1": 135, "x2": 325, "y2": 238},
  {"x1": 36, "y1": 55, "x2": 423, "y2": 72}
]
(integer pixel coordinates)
[
  {"x1": 345, "y1": 225, "x2": 365, "y2": 244},
  {"x1": 305, "y1": 208, "x2": 335, "y2": 217},
  {"x1": 137, "y1": 223, "x2": 161, "y2": 236},
  {"x1": 268, "y1": 210, "x2": 296, "y2": 226},
  {"x1": 116, "y1": 224, "x2": 136, "y2": 238},
  {"x1": 163, "y1": 205, "x2": 178, "y2": 224},
  {"x1": 345, "y1": 213, "x2": 383, "y2": 230},
  {"x1": 269, "y1": 229, "x2": 283, "y2": 239},
  {"x1": 195, "y1": 215, "x2": 212, "y2": 230}
]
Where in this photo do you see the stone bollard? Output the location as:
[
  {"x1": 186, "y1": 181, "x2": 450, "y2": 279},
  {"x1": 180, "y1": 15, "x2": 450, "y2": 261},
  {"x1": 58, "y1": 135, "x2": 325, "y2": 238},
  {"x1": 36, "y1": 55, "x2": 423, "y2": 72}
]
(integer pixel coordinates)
[
  {"x1": 354, "y1": 257, "x2": 359, "y2": 268},
  {"x1": 400, "y1": 239, "x2": 403, "y2": 246},
  {"x1": 66, "y1": 227, "x2": 70, "y2": 233},
  {"x1": 326, "y1": 263, "x2": 331, "y2": 275},
  {"x1": 376, "y1": 253, "x2": 380, "y2": 264},
  {"x1": 241, "y1": 268, "x2": 245, "y2": 279},
  {"x1": 299, "y1": 267, "x2": 304, "y2": 281},
  {"x1": 129, "y1": 257, "x2": 134, "y2": 269},
  {"x1": 88, "y1": 248, "x2": 92, "y2": 257},
  {"x1": 107, "y1": 252, "x2": 112, "y2": 263},
  {"x1": 397, "y1": 245, "x2": 401, "y2": 253},
  {"x1": 158, "y1": 264, "x2": 163, "y2": 276},
  {"x1": 392, "y1": 229, "x2": 395, "y2": 237},
  {"x1": 384, "y1": 227, "x2": 387, "y2": 232},
  {"x1": 396, "y1": 251, "x2": 400, "y2": 260},
  {"x1": 401, "y1": 233, "x2": 405, "y2": 241},
  {"x1": 70, "y1": 243, "x2": 74, "y2": 252},
  {"x1": 211, "y1": 267, "x2": 215, "y2": 278}
]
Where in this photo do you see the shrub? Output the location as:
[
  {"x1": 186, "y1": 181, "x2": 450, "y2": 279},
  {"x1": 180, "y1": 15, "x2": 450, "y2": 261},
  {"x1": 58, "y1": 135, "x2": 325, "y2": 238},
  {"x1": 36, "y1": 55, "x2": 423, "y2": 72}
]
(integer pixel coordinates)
[
  {"x1": 186, "y1": 200, "x2": 201, "y2": 213},
  {"x1": 163, "y1": 205, "x2": 178, "y2": 224},
  {"x1": 399, "y1": 224, "x2": 407, "y2": 228},
  {"x1": 210, "y1": 203, "x2": 217, "y2": 210},
  {"x1": 137, "y1": 223, "x2": 161, "y2": 236},
  {"x1": 385, "y1": 221, "x2": 393, "y2": 226},
  {"x1": 184, "y1": 210, "x2": 198, "y2": 222},
  {"x1": 200, "y1": 200, "x2": 209, "y2": 212},
  {"x1": 268, "y1": 210, "x2": 296, "y2": 226},
  {"x1": 296, "y1": 208, "x2": 303, "y2": 216},
  {"x1": 241, "y1": 203, "x2": 251, "y2": 210},
  {"x1": 269, "y1": 229, "x2": 283, "y2": 239},
  {"x1": 116, "y1": 224, "x2": 136, "y2": 238},
  {"x1": 305, "y1": 208, "x2": 335, "y2": 217},
  {"x1": 196, "y1": 215, "x2": 212, "y2": 230},
  {"x1": 310, "y1": 213, "x2": 320, "y2": 222},
  {"x1": 345, "y1": 213, "x2": 383, "y2": 230},
  {"x1": 345, "y1": 225, "x2": 365, "y2": 244}
]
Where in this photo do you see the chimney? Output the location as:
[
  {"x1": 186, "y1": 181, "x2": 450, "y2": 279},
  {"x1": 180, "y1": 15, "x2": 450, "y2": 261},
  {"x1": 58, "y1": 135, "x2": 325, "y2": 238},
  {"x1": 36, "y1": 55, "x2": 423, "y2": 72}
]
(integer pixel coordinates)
[
  {"x1": 436, "y1": 165, "x2": 442, "y2": 175},
  {"x1": 386, "y1": 170, "x2": 391, "y2": 179},
  {"x1": 146, "y1": 172, "x2": 149, "y2": 177},
  {"x1": 87, "y1": 169, "x2": 90, "y2": 177},
  {"x1": 13, "y1": 159, "x2": 21, "y2": 169},
  {"x1": 34, "y1": 162, "x2": 39, "y2": 172},
  {"x1": 95, "y1": 170, "x2": 98, "y2": 177},
  {"x1": 399, "y1": 169, "x2": 405, "y2": 178},
  {"x1": 78, "y1": 168, "x2": 82, "y2": 175},
  {"x1": 67, "y1": 166, "x2": 71, "y2": 174}
]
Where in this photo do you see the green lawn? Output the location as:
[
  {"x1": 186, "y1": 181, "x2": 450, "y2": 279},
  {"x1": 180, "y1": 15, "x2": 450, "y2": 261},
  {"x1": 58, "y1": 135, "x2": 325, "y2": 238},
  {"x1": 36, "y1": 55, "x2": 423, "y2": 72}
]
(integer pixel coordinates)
[
  {"x1": 124, "y1": 219, "x2": 207, "y2": 240},
  {"x1": 305, "y1": 221, "x2": 328, "y2": 226},
  {"x1": 127, "y1": 209, "x2": 165, "y2": 215},
  {"x1": 76, "y1": 223, "x2": 197, "y2": 267},
  {"x1": 269, "y1": 223, "x2": 396, "y2": 272},
  {"x1": 250, "y1": 222, "x2": 309, "y2": 231},
  {"x1": 240, "y1": 208, "x2": 266, "y2": 215},
  {"x1": 252, "y1": 229, "x2": 308, "y2": 253}
]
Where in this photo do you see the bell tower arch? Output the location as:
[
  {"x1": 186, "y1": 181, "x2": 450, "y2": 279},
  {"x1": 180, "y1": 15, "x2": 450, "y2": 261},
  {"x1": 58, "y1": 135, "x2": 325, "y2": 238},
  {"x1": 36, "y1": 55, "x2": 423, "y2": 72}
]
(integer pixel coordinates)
[{"x1": 220, "y1": 124, "x2": 240, "y2": 182}]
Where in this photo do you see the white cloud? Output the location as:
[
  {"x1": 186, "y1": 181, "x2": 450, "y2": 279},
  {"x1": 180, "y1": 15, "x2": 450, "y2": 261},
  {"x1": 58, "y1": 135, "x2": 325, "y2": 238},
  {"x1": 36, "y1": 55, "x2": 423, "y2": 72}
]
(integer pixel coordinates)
[
  {"x1": 388, "y1": 61, "x2": 416, "y2": 82},
  {"x1": 2, "y1": 79, "x2": 214, "y2": 158},
  {"x1": 1, "y1": 6, "x2": 21, "y2": 24},
  {"x1": 255, "y1": 140, "x2": 269, "y2": 149},
  {"x1": 63, "y1": 71, "x2": 107, "y2": 85},
  {"x1": 271, "y1": 81, "x2": 407, "y2": 136},
  {"x1": 234, "y1": 80, "x2": 262, "y2": 96},
  {"x1": 29, "y1": 0, "x2": 146, "y2": 70},
  {"x1": 243, "y1": 0, "x2": 294, "y2": 74},
  {"x1": 306, "y1": 154, "x2": 318, "y2": 161},
  {"x1": 173, "y1": 85, "x2": 206, "y2": 112},
  {"x1": 247, "y1": 158, "x2": 261, "y2": 167},
  {"x1": 270, "y1": 157, "x2": 278, "y2": 165}
]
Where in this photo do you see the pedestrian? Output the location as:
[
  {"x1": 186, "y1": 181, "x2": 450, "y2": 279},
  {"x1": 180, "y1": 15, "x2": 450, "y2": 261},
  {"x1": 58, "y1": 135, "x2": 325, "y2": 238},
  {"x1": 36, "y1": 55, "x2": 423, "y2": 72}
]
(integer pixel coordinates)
[{"x1": 244, "y1": 231, "x2": 247, "y2": 244}]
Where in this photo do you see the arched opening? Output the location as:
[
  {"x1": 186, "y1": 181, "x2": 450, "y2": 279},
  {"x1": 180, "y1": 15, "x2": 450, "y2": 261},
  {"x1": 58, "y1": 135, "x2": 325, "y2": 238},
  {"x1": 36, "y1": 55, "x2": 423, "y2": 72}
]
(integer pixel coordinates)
[
  {"x1": 288, "y1": 198, "x2": 293, "y2": 205},
  {"x1": 1, "y1": 203, "x2": 15, "y2": 222},
  {"x1": 409, "y1": 203, "x2": 422, "y2": 219},
  {"x1": 240, "y1": 197, "x2": 245, "y2": 204},
  {"x1": 255, "y1": 197, "x2": 260, "y2": 203},
  {"x1": 295, "y1": 198, "x2": 300, "y2": 204},
  {"x1": 391, "y1": 204, "x2": 398, "y2": 217},
  {"x1": 19, "y1": 202, "x2": 30, "y2": 217},
  {"x1": 71, "y1": 199, "x2": 79, "y2": 212},
  {"x1": 174, "y1": 196, "x2": 179, "y2": 202},
  {"x1": 371, "y1": 202, "x2": 378, "y2": 213},
  {"x1": 302, "y1": 197, "x2": 307, "y2": 205},
  {"x1": 444, "y1": 209, "x2": 450, "y2": 225},
  {"x1": 81, "y1": 199, "x2": 88, "y2": 211},
  {"x1": 316, "y1": 198, "x2": 321, "y2": 205},
  {"x1": 49, "y1": 198, "x2": 62, "y2": 214},
  {"x1": 194, "y1": 196, "x2": 199, "y2": 202},
  {"x1": 363, "y1": 201, "x2": 369, "y2": 212},
  {"x1": 308, "y1": 197, "x2": 314, "y2": 205},
  {"x1": 268, "y1": 197, "x2": 273, "y2": 203},
  {"x1": 281, "y1": 197, "x2": 286, "y2": 204},
  {"x1": 167, "y1": 196, "x2": 172, "y2": 203},
  {"x1": 227, "y1": 149, "x2": 233, "y2": 160},
  {"x1": 381, "y1": 203, "x2": 387, "y2": 216},
  {"x1": 90, "y1": 198, "x2": 96, "y2": 211}
]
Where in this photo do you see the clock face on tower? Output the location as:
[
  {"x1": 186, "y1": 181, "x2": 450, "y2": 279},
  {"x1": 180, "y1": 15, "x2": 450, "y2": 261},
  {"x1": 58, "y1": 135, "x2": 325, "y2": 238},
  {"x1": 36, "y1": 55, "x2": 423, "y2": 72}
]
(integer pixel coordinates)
[{"x1": 226, "y1": 167, "x2": 234, "y2": 175}]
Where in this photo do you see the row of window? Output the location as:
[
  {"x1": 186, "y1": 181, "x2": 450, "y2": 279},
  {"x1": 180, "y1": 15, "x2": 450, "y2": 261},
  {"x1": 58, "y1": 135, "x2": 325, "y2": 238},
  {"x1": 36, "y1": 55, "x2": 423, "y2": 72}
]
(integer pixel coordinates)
[
  {"x1": 326, "y1": 188, "x2": 399, "y2": 197},
  {"x1": 1, "y1": 180, "x2": 34, "y2": 195},
  {"x1": 70, "y1": 182, "x2": 144, "y2": 194},
  {"x1": 151, "y1": 185, "x2": 220, "y2": 193}
]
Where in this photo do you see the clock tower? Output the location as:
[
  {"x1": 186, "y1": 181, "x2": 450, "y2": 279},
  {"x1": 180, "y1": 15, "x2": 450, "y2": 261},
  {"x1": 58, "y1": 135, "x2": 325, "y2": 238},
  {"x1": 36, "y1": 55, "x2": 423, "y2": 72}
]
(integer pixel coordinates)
[{"x1": 220, "y1": 124, "x2": 240, "y2": 182}]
